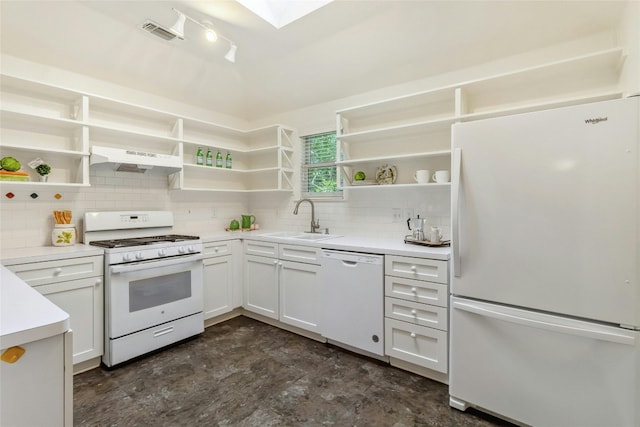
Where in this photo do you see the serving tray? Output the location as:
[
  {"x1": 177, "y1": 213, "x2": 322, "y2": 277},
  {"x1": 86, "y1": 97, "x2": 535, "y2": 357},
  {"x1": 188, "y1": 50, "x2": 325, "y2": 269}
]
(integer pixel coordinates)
[{"x1": 404, "y1": 235, "x2": 450, "y2": 247}]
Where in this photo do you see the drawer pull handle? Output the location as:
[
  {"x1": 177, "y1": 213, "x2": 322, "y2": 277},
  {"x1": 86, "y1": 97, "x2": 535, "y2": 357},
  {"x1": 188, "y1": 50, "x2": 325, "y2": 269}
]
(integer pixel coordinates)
[
  {"x1": 411, "y1": 287, "x2": 417, "y2": 293},
  {"x1": 153, "y1": 326, "x2": 174, "y2": 337},
  {"x1": 53, "y1": 267, "x2": 62, "y2": 275},
  {"x1": 410, "y1": 332, "x2": 417, "y2": 338},
  {"x1": 410, "y1": 265, "x2": 417, "y2": 271},
  {"x1": 411, "y1": 309, "x2": 417, "y2": 315}
]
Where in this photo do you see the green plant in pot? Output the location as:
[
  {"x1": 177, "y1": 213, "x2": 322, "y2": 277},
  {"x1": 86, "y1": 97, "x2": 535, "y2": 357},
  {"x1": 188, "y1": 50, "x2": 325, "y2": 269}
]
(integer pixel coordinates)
[{"x1": 36, "y1": 163, "x2": 51, "y2": 182}]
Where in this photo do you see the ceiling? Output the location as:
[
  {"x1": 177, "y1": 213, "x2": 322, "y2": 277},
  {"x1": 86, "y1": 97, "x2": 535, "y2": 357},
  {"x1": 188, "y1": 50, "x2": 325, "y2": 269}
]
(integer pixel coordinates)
[{"x1": 0, "y1": 1, "x2": 627, "y2": 121}]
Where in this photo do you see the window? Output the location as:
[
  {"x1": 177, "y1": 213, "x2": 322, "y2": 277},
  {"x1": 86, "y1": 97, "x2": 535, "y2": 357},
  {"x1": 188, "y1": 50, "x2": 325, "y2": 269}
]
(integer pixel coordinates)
[{"x1": 301, "y1": 131, "x2": 342, "y2": 198}]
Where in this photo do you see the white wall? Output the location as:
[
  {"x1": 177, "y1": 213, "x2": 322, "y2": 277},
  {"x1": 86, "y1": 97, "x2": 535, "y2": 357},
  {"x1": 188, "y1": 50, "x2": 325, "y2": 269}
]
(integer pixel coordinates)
[{"x1": 1, "y1": 23, "x2": 636, "y2": 249}]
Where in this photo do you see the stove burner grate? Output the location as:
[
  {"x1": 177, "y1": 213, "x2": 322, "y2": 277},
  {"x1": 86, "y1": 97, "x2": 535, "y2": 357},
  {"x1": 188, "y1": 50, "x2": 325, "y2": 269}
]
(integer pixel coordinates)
[{"x1": 89, "y1": 234, "x2": 200, "y2": 249}]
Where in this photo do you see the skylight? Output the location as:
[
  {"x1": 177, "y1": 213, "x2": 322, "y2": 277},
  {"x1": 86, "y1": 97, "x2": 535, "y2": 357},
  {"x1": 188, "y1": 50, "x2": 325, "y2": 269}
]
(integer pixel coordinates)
[{"x1": 235, "y1": 0, "x2": 334, "y2": 29}]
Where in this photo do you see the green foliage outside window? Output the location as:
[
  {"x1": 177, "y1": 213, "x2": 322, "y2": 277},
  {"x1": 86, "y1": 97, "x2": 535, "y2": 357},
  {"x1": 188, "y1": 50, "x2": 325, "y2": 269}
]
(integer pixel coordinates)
[{"x1": 302, "y1": 131, "x2": 342, "y2": 196}]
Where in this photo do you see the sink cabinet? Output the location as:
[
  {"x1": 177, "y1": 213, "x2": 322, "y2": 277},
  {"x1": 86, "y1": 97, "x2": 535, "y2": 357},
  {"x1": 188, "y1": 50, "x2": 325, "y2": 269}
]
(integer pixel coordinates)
[
  {"x1": 5, "y1": 255, "x2": 104, "y2": 370},
  {"x1": 243, "y1": 241, "x2": 321, "y2": 334},
  {"x1": 384, "y1": 254, "x2": 449, "y2": 384}
]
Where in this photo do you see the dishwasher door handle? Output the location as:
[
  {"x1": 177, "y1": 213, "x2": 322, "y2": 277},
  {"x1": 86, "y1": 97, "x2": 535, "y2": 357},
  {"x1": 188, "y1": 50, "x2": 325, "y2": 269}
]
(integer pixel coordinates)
[{"x1": 342, "y1": 260, "x2": 358, "y2": 267}]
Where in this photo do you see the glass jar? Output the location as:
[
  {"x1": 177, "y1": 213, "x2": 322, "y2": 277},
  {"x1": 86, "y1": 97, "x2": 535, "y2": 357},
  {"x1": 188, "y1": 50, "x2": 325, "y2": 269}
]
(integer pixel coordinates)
[{"x1": 52, "y1": 224, "x2": 76, "y2": 246}]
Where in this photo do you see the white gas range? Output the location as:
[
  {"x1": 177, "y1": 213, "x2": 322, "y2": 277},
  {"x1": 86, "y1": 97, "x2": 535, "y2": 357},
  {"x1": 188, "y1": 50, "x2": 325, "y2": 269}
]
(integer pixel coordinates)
[{"x1": 84, "y1": 211, "x2": 204, "y2": 367}]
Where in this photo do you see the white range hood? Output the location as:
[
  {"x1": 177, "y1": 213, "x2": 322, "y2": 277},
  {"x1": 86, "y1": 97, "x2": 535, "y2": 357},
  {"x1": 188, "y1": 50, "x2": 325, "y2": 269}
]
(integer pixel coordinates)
[{"x1": 90, "y1": 146, "x2": 182, "y2": 174}]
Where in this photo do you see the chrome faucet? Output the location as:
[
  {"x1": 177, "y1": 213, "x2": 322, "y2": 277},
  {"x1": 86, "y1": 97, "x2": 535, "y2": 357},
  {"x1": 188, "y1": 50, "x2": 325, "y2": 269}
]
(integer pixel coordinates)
[{"x1": 293, "y1": 198, "x2": 320, "y2": 233}]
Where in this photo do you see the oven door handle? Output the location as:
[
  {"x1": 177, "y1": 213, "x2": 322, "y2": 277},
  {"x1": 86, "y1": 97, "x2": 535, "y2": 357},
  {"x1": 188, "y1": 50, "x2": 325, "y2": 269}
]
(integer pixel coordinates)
[{"x1": 110, "y1": 254, "x2": 204, "y2": 274}]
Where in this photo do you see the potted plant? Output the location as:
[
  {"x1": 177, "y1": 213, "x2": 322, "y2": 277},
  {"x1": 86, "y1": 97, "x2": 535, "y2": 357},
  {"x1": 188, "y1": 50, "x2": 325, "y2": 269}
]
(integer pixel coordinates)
[{"x1": 36, "y1": 163, "x2": 51, "y2": 182}]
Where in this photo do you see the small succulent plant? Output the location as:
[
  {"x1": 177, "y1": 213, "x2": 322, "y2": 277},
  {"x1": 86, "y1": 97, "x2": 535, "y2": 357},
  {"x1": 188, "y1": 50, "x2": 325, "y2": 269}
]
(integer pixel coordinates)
[{"x1": 36, "y1": 163, "x2": 51, "y2": 176}]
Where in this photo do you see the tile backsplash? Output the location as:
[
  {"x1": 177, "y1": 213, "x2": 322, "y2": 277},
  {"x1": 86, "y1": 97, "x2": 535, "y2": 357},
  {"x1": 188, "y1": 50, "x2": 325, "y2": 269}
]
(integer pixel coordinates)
[{"x1": 0, "y1": 169, "x2": 450, "y2": 250}]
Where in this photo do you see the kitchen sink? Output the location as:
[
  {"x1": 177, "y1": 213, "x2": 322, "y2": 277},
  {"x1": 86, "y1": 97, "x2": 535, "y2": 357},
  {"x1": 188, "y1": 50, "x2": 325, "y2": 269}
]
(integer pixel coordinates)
[
  {"x1": 262, "y1": 231, "x2": 302, "y2": 238},
  {"x1": 289, "y1": 233, "x2": 339, "y2": 241},
  {"x1": 262, "y1": 231, "x2": 340, "y2": 241}
]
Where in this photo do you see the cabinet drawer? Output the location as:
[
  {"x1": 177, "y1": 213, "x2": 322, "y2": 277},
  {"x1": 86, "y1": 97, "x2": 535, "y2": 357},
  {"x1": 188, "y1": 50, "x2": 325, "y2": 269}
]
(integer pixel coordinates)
[
  {"x1": 384, "y1": 276, "x2": 448, "y2": 307},
  {"x1": 384, "y1": 318, "x2": 448, "y2": 374},
  {"x1": 279, "y1": 244, "x2": 321, "y2": 265},
  {"x1": 385, "y1": 297, "x2": 448, "y2": 331},
  {"x1": 8, "y1": 255, "x2": 103, "y2": 286},
  {"x1": 203, "y1": 241, "x2": 233, "y2": 258},
  {"x1": 385, "y1": 255, "x2": 448, "y2": 284},
  {"x1": 244, "y1": 240, "x2": 278, "y2": 258}
]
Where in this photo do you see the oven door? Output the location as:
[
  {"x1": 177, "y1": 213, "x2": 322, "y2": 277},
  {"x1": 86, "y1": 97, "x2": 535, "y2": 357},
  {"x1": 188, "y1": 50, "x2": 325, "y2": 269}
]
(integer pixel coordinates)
[{"x1": 106, "y1": 254, "x2": 204, "y2": 339}]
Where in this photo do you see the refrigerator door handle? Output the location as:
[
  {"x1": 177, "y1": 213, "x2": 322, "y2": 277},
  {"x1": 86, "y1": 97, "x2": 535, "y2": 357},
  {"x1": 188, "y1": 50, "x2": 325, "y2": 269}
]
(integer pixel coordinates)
[
  {"x1": 451, "y1": 147, "x2": 462, "y2": 277},
  {"x1": 452, "y1": 300, "x2": 636, "y2": 346}
]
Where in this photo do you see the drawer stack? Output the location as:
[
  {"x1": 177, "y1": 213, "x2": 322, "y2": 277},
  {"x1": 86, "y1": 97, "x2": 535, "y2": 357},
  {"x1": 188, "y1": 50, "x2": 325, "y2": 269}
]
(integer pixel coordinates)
[{"x1": 384, "y1": 254, "x2": 449, "y2": 383}]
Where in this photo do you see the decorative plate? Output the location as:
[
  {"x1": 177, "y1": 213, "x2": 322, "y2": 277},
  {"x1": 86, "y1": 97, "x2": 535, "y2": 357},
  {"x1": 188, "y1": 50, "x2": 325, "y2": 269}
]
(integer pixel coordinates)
[{"x1": 375, "y1": 164, "x2": 397, "y2": 185}]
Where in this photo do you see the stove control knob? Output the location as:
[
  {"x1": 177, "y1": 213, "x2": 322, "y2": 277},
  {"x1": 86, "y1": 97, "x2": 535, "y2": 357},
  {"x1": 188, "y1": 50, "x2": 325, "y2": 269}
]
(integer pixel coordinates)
[
  {"x1": 158, "y1": 248, "x2": 166, "y2": 257},
  {"x1": 123, "y1": 253, "x2": 133, "y2": 262},
  {"x1": 178, "y1": 246, "x2": 186, "y2": 254},
  {"x1": 136, "y1": 252, "x2": 144, "y2": 260},
  {"x1": 187, "y1": 245, "x2": 196, "y2": 253}
]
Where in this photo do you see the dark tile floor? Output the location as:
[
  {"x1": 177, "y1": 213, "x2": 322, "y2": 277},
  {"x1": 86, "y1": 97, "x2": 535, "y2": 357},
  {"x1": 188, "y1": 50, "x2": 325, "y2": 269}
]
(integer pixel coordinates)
[{"x1": 74, "y1": 316, "x2": 514, "y2": 426}]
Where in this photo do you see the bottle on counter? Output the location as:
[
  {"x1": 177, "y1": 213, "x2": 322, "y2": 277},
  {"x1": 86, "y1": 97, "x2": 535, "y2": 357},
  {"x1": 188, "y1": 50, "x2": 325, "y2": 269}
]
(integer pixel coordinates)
[
  {"x1": 215, "y1": 151, "x2": 223, "y2": 168},
  {"x1": 205, "y1": 148, "x2": 213, "y2": 167},
  {"x1": 225, "y1": 152, "x2": 232, "y2": 169},
  {"x1": 196, "y1": 147, "x2": 204, "y2": 166}
]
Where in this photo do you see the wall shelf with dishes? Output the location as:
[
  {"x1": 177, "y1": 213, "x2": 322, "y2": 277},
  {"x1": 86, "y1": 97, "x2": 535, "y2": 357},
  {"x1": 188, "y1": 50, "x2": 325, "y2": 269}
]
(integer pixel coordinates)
[
  {"x1": 0, "y1": 74, "x2": 296, "y2": 193},
  {"x1": 336, "y1": 47, "x2": 626, "y2": 191}
]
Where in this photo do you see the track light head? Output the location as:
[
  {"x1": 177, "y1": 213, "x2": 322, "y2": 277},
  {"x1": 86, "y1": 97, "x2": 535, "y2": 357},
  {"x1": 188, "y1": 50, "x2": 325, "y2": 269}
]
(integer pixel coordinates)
[
  {"x1": 225, "y1": 44, "x2": 237, "y2": 63},
  {"x1": 168, "y1": 10, "x2": 186, "y2": 39}
]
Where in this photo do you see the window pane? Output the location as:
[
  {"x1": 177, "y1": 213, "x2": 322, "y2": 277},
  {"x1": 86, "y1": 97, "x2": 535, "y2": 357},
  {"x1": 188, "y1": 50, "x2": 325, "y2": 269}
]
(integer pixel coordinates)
[
  {"x1": 301, "y1": 131, "x2": 342, "y2": 197},
  {"x1": 306, "y1": 166, "x2": 339, "y2": 193},
  {"x1": 306, "y1": 132, "x2": 336, "y2": 164}
]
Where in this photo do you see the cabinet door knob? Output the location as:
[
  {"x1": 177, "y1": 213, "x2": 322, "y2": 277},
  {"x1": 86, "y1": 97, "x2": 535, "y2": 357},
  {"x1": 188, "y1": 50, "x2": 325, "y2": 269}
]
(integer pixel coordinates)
[
  {"x1": 53, "y1": 267, "x2": 62, "y2": 275},
  {"x1": 214, "y1": 248, "x2": 219, "y2": 253},
  {"x1": 410, "y1": 287, "x2": 417, "y2": 293},
  {"x1": 95, "y1": 279, "x2": 102, "y2": 286},
  {"x1": 273, "y1": 260, "x2": 278, "y2": 265},
  {"x1": 411, "y1": 309, "x2": 417, "y2": 315},
  {"x1": 410, "y1": 265, "x2": 417, "y2": 271},
  {"x1": 410, "y1": 332, "x2": 416, "y2": 338}
]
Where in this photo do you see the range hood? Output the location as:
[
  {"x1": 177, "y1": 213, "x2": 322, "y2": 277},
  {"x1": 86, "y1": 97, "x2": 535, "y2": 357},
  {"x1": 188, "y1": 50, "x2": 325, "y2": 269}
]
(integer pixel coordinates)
[{"x1": 90, "y1": 146, "x2": 182, "y2": 174}]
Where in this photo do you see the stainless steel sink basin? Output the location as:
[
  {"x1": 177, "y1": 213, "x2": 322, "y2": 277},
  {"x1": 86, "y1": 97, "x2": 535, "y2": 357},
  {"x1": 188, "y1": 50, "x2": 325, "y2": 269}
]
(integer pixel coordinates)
[{"x1": 262, "y1": 231, "x2": 339, "y2": 241}]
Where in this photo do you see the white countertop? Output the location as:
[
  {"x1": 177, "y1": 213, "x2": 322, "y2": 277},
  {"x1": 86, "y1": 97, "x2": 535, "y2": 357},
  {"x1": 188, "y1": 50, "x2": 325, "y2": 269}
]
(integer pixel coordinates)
[
  {"x1": 0, "y1": 265, "x2": 70, "y2": 349},
  {"x1": 1, "y1": 244, "x2": 104, "y2": 266},
  {"x1": 199, "y1": 230, "x2": 451, "y2": 260}
]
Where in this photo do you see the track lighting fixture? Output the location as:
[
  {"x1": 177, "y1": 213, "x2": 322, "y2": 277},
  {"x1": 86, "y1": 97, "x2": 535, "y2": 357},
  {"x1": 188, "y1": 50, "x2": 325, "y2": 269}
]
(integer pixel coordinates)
[{"x1": 145, "y1": 8, "x2": 237, "y2": 63}]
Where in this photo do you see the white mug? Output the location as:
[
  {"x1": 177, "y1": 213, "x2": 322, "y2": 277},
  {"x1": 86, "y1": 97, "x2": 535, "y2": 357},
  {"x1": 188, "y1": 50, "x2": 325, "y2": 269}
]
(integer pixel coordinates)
[
  {"x1": 429, "y1": 226, "x2": 443, "y2": 244},
  {"x1": 414, "y1": 169, "x2": 430, "y2": 184},
  {"x1": 432, "y1": 170, "x2": 450, "y2": 183}
]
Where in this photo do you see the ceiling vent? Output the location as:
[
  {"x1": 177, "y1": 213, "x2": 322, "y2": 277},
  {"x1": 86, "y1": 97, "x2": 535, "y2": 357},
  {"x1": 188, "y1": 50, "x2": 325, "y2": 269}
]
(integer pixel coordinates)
[{"x1": 141, "y1": 20, "x2": 180, "y2": 41}]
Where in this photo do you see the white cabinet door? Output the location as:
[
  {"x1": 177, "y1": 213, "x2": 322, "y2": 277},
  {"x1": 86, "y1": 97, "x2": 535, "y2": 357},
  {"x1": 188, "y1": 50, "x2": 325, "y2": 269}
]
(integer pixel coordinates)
[
  {"x1": 1, "y1": 334, "x2": 67, "y2": 427},
  {"x1": 279, "y1": 260, "x2": 320, "y2": 333},
  {"x1": 35, "y1": 276, "x2": 103, "y2": 364},
  {"x1": 203, "y1": 255, "x2": 233, "y2": 320},
  {"x1": 243, "y1": 254, "x2": 279, "y2": 319}
]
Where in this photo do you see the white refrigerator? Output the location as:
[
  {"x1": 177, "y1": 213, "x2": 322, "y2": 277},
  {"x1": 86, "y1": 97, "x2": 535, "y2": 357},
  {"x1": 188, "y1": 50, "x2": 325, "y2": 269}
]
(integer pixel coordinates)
[{"x1": 449, "y1": 97, "x2": 640, "y2": 427}]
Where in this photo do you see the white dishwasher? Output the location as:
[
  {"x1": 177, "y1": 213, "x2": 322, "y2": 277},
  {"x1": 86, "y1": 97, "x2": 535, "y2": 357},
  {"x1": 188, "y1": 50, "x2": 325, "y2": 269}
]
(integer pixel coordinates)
[{"x1": 320, "y1": 250, "x2": 384, "y2": 356}]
